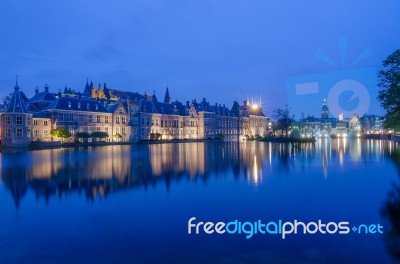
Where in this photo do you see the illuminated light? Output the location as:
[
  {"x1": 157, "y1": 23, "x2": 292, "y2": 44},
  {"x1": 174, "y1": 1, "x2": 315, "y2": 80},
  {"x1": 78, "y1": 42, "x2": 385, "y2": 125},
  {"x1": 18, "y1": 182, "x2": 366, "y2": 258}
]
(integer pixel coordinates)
[
  {"x1": 251, "y1": 104, "x2": 259, "y2": 110},
  {"x1": 356, "y1": 133, "x2": 361, "y2": 137}
]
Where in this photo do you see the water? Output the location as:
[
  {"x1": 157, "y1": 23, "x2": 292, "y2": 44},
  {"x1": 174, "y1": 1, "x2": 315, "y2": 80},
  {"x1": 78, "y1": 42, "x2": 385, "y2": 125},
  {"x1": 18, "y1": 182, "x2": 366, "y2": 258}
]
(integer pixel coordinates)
[{"x1": 0, "y1": 140, "x2": 399, "y2": 264}]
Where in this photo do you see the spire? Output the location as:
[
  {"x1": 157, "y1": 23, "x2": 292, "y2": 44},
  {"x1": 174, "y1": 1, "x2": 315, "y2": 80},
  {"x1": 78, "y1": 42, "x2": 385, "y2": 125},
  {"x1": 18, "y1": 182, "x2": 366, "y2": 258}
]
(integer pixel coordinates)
[
  {"x1": 164, "y1": 86, "x2": 171, "y2": 104},
  {"x1": 152, "y1": 90, "x2": 158, "y2": 102},
  {"x1": 83, "y1": 78, "x2": 90, "y2": 96},
  {"x1": 15, "y1": 75, "x2": 19, "y2": 90}
]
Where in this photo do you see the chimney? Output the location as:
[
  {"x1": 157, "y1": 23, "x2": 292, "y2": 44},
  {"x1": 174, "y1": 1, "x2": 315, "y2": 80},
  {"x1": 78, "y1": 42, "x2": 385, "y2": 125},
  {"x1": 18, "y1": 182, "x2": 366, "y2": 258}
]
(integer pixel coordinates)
[
  {"x1": 244, "y1": 100, "x2": 248, "y2": 106},
  {"x1": 45, "y1": 84, "x2": 49, "y2": 93},
  {"x1": 35, "y1": 86, "x2": 39, "y2": 95}
]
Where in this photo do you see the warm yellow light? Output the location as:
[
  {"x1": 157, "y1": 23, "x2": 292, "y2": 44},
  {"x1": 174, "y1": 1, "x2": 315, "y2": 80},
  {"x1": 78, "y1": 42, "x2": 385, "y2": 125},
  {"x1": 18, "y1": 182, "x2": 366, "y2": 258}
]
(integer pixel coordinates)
[{"x1": 251, "y1": 104, "x2": 259, "y2": 110}]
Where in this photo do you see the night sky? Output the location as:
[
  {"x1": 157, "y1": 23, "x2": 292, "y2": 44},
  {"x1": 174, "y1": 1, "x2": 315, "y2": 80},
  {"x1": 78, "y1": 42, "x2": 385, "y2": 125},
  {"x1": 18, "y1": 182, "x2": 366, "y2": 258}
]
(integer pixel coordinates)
[{"x1": 0, "y1": 1, "x2": 399, "y2": 117}]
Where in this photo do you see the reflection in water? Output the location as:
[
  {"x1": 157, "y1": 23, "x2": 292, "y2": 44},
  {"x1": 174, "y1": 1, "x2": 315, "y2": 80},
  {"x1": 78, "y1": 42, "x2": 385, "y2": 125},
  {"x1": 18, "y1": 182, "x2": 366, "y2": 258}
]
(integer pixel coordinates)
[
  {"x1": 0, "y1": 139, "x2": 397, "y2": 208},
  {"x1": 1, "y1": 140, "x2": 400, "y2": 263}
]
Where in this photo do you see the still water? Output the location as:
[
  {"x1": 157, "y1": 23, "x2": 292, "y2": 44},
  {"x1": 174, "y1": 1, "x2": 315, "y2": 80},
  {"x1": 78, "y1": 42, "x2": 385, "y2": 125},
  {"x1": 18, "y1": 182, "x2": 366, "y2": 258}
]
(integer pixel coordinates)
[{"x1": 0, "y1": 140, "x2": 399, "y2": 264}]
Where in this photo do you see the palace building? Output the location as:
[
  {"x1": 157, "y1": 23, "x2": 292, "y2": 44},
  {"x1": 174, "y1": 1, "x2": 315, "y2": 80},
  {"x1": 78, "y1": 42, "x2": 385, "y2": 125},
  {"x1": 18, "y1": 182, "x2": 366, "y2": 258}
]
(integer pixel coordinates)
[{"x1": 0, "y1": 79, "x2": 269, "y2": 147}]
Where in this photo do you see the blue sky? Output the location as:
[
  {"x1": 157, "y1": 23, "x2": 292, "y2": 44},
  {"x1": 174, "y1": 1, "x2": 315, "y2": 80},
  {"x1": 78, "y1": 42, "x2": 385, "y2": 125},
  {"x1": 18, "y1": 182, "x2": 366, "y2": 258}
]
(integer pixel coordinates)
[{"x1": 0, "y1": 0, "x2": 399, "y2": 117}]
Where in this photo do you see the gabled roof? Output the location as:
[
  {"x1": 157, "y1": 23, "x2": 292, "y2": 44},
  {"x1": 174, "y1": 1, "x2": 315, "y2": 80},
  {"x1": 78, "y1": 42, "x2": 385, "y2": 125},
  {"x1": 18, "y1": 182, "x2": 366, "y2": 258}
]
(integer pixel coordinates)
[{"x1": 45, "y1": 97, "x2": 109, "y2": 113}]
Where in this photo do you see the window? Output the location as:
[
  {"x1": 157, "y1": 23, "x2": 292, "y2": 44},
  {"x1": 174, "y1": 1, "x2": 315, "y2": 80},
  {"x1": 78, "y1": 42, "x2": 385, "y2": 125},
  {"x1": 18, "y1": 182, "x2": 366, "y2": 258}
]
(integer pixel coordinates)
[
  {"x1": 16, "y1": 128, "x2": 23, "y2": 138},
  {"x1": 16, "y1": 115, "x2": 23, "y2": 125},
  {"x1": 122, "y1": 116, "x2": 126, "y2": 124},
  {"x1": 44, "y1": 120, "x2": 48, "y2": 126},
  {"x1": 5, "y1": 116, "x2": 11, "y2": 125},
  {"x1": 105, "y1": 127, "x2": 109, "y2": 134},
  {"x1": 79, "y1": 114, "x2": 83, "y2": 123},
  {"x1": 34, "y1": 120, "x2": 38, "y2": 126},
  {"x1": 122, "y1": 127, "x2": 126, "y2": 135},
  {"x1": 88, "y1": 115, "x2": 93, "y2": 122},
  {"x1": 34, "y1": 129, "x2": 39, "y2": 138},
  {"x1": 97, "y1": 115, "x2": 101, "y2": 123},
  {"x1": 96, "y1": 126, "x2": 100, "y2": 132},
  {"x1": 116, "y1": 127, "x2": 120, "y2": 134},
  {"x1": 116, "y1": 116, "x2": 120, "y2": 124},
  {"x1": 27, "y1": 129, "x2": 31, "y2": 138},
  {"x1": 105, "y1": 116, "x2": 109, "y2": 123},
  {"x1": 161, "y1": 120, "x2": 164, "y2": 127},
  {"x1": 95, "y1": 104, "x2": 98, "y2": 110},
  {"x1": 5, "y1": 129, "x2": 11, "y2": 138},
  {"x1": 58, "y1": 113, "x2": 64, "y2": 122},
  {"x1": 78, "y1": 102, "x2": 81, "y2": 109},
  {"x1": 87, "y1": 103, "x2": 90, "y2": 110},
  {"x1": 44, "y1": 129, "x2": 49, "y2": 137},
  {"x1": 27, "y1": 117, "x2": 31, "y2": 126}
]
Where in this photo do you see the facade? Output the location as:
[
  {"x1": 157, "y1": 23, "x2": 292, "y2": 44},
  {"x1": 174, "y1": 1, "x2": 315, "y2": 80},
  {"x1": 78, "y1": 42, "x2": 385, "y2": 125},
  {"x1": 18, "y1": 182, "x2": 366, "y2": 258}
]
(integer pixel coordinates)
[{"x1": 0, "y1": 80, "x2": 269, "y2": 147}]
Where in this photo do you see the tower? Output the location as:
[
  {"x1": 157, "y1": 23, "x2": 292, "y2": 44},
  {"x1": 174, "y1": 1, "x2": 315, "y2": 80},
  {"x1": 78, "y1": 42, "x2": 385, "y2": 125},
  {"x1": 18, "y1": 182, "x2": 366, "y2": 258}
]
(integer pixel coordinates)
[
  {"x1": 1, "y1": 79, "x2": 33, "y2": 148},
  {"x1": 321, "y1": 98, "x2": 329, "y2": 121},
  {"x1": 89, "y1": 80, "x2": 97, "y2": 98}
]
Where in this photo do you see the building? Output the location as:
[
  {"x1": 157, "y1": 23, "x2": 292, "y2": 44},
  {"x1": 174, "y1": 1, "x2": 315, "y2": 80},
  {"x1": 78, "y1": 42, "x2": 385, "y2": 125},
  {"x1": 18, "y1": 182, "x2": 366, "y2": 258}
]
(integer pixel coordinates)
[{"x1": 0, "y1": 80, "x2": 269, "y2": 147}]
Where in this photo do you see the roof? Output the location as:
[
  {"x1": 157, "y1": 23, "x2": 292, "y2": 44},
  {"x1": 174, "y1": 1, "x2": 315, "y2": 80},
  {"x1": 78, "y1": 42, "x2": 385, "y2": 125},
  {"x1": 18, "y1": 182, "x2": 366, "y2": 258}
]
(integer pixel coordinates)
[
  {"x1": 140, "y1": 100, "x2": 188, "y2": 116},
  {"x1": 5, "y1": 85, "x2": 29, "y2": 113},
  {"x1": 44, "y1": 97, "x2": 109, "y2": 113},
  {"x1": 31, "y1": 91, "x2": 56, "y2": 103}
]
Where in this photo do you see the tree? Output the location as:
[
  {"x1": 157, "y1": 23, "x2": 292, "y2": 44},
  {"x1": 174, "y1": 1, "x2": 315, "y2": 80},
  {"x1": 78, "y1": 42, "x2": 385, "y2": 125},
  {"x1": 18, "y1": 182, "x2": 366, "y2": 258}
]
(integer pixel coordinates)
[
  {"x1": 113, "y1": 133, "x2": 122, "y2": 141},
  {"x1": 0, "y1": 92, "x2": 13, "y2": 111},
  {"x1": 50, "y1": 128, "x2": 72, "y2": 142},
  {"x1": 76, "y1": 132, "x2": 91, "y2": 139},
  {"x1": 273, "y1": 105, "x2": 293, "y2": 137},
  {"x1": 91, "y1": 131, "x2": 109, "y2": 141},
  {"x1": 377, "y1": 49, "x2": 400, "y2": 128}
]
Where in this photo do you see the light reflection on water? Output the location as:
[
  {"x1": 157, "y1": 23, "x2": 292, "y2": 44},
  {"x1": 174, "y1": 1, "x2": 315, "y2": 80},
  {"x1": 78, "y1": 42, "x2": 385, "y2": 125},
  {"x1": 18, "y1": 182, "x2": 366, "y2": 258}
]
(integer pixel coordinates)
[{"x1": 0, "y1": 139, "x2": 400, "y2": 264}]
